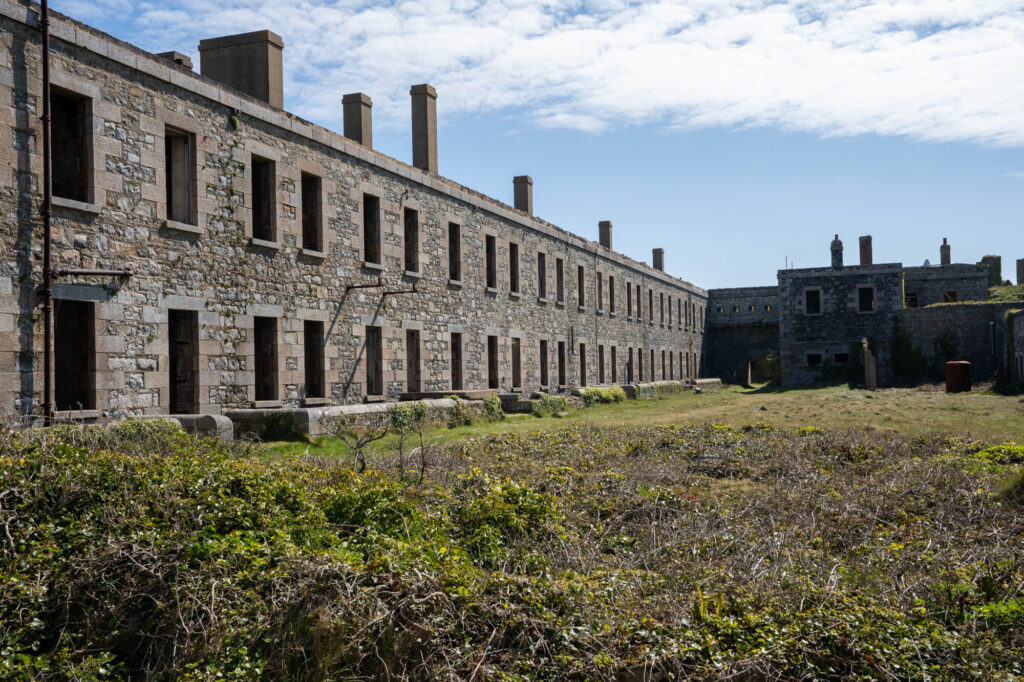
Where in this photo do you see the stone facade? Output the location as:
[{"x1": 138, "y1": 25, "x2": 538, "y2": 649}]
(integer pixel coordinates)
[
  {"x1": 0, "y1": 2, "x2": 706, "y2": 420},
  {"x1": 903, "y1": 264, "x2": 989, "y2": 307},
  {"x1": 706, "y1": 286, "x2": 779, "y2": 384}
]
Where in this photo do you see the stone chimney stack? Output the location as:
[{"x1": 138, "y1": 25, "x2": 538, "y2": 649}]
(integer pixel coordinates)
[
  {"x1": 1017, "y1": 258, "x2": 1024, "y2": 286},
  {"x1": 342, "y1": 93, "x2": 373, "y2": 148},
  {"x1": 599, "y1": 221, "x2": 613, "y2": 250},
  {"x1": 830, "y1": 234, "x2": 843, "y2": 269},
  {"x1": 410, "y1": 84, "x2": 438, "y2": 173},
  {"x1": 653, "y1": 248, "x2": 664, "y2": 272},
  {"x1": 859, "y1": 235, "x2": 873, "y2": 265},
  {"x1": 940, "y1": 238, "x2": 951, "y2": 266},
  {"x1": 157, "y1": 51, "x2": 193, "y2": 70},
  {"x1": 513, "y1": 176, "x2": 533, "y2": 215},
  {"x1": 198, "y1": 30, "x2": 284, "y2": 108}
]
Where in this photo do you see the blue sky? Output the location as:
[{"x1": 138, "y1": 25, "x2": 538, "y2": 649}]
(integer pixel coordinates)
[{"x1": 60, "y1": 0, "x2": 1024, "y2": 288}]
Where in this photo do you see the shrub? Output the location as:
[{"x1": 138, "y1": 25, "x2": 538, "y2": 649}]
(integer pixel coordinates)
[
  {"x1": 483, "y1": 395, "x2": 504, "y2": 421},
  {"x1": 446, "y1": 396, "x2": 473, "y2": 428},
  {"x1": 974, "y1": 442, "x2": 1024, "y2": 465},
  {"x1": 582, "y1": 386, "x2": 627, "y2": 406},
  {"x1": 531, "y1": 392, "x2": 567, "y2": 417}
]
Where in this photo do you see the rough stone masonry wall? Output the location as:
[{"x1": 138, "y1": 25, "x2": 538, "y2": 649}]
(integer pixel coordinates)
[
  {"x1": 706, "y1": 286, "x2": 781, "y2": 385},
  {"x1": 0, "y1": 2, "x2": 707, "y2": 419},
  {"x1": 903, "y1": 264, "x2": 989, "y2": 307},
  {"x1": 778, "y1": 265, "x2": 903, "y2": 386},
  {"x1": 896, "y1": 303, "x2": 1018, "y2": 382}
]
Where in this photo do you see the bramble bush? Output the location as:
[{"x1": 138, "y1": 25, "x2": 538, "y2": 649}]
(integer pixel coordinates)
[
  {"x1": 1, "y1": 421, "x2": 1022, "y2": 679},
  {"x1": 581, "y1": 386, "x2": 627, "y2": 406}
]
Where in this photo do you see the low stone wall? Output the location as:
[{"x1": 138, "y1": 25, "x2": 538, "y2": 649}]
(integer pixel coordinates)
[{"x1": 226, "y1": 398, "x2": 487, "y2": 440}]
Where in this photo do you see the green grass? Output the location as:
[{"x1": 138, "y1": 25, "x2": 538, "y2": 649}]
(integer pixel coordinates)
[{"x1": 267, "y1": 384, "x2": 1024, "y2": 460}]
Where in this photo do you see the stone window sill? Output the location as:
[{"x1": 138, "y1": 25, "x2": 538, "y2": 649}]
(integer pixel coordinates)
[
  {"x1": 364, "y1": 395, "x2": 385, "y2": 403},
  {"x1": 252, "y1": 400, "x2": 283, "y2": 409},
  {"x1": 609, "y1": 312, "x2": 616, "y2": 318},
  {"x1": 403, "y1": 270, "x2": 422, "y2": 279},
  {"x1": 302, "y1": 396, "x2": 331, "y2": 406},
  {"x1": 362, "y1": 261, "x2": 385, "y2": 271},
  {"x1": 163, "y1": 219, "x2": 202, "y2": 236},
  {"x1": 578, "y1": 305, "x2": 586, "y2": 312},
  {"x1": 485, "y1": 286, "x2": 499, "y2": 295},
  {"x1": 537, "y1": 296, "x2": 548, "y2": 304},
  {"x1": 249, "y1": 237, "x2": 281, "y2": 251},
  {"x1": 596, "y1": 308, "x2": 604, "y2": 315},
  {"x1": 448, "y1": 279, "x2": 463, "y2": 289},
  {"x1": 301, "y1": 248, "x2": 326, "y2": 260},
  {"x1": 53, "y1": 196, "x2": 102, "y2": 215},
  {"x1": 509, "y1": 291, "x2": 521, "y2": 299},
  {"x1": 556, "y1": 300, "x2": 565, "y2": 308}
]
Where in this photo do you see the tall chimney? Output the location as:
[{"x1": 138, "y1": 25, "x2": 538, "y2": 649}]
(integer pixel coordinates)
[
  {"x1": 513, "y1": 176, "x2": 533, "y2": 215},
  {"x1": 599, "y1": 220, "x2": 613, "y2": 250},
  {"x1": 940, "y1": 237, "x2": 951, "y2": 266},
  {"x1": 859, "y1": 235, "x2": 873, "y2": 265},
  {"x1": 652, "y1": 248, "x2": 664, "y2": 272},
  {"x1": 1017, "y1": 258, "x2": 1024, "y2": 286},
  {"x1": 410, "y1": 84, "x2": 438, "y2": 173},
  {"x1": 198, "y1": 30, "x2": 284, "y2": 108},
  {"x1": 831, "y1": 234, "x2": 843, "y2": 269},
  {"x1": 342, "y1": 93, "x2": 372, "y2": 148},
  {"x1": 157, "y1": 51, "x2": 193, "y2": 70}
]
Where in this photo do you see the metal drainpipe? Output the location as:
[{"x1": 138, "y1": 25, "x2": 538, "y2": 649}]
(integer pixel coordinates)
[{"x1": 40, "y1": 0, "x2": 53, "y2": 425}]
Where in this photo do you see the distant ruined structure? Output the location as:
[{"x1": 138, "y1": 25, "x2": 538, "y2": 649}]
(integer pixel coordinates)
[{"x1": 0, "y1": 1, "x2": 1020, "y2": 428}]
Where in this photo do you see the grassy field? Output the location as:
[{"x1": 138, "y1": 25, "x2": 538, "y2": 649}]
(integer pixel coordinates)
[
  {"x1": 267, "y1": 384, "x2": 1024, "y2": 461},
  {"x1": 3, "y1": 418, "x2": 1022, "y2": 679}
]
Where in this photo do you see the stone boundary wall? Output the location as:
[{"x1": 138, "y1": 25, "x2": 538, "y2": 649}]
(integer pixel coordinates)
[
  {"x1": 895, "y1": 303, "x2": 1019, "y2": 382},
  {"x1": 707, "y1": 286, "x2": 779, "y2": 327},
  {"x1": 903, "y1": 264, "x2": 989, "y2": 307}
]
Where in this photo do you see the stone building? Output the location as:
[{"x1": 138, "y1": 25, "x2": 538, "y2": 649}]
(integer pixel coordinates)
[
  {"x1": 0, "y1": 2, "x2": 708, "y2": 420},
  {"x1": 708, "y1": 235, "x2": 1016, "y2": 387}
]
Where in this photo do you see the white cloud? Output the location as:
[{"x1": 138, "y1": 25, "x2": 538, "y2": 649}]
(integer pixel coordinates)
[{"x1": 74, "y1": 0, "x2": 1024, "y2": 145}]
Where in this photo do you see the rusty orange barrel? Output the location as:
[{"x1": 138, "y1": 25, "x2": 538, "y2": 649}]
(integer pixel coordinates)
[{"x1": 945, "y1": 361, "x2": 972, "y2": 393}]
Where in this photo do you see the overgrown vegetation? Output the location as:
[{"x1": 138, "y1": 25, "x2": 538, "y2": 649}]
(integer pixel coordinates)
[
  {"x1": 531, "y1": 391, "x2": 568, "y2": 417},
  {"x1": 582, "y1": 385, "x2": 627, "y2": 406},
  {"x1": 990, "y1": 284, "x2": 1024, "y2": 303},
  {"x1": 2, "y1": 419, "x2": 1023, "y2": 679}
]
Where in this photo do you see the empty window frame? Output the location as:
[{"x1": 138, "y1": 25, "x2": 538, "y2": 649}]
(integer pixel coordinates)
[
  {"x1": 251, "y1": 156, "x2": 276, "y2": 242},
  {"x1": 668, "y1": 295, "x2": 672, "y2": 326},
  {"x1": 253, "y1": 316, "x2": 278, "y2": 401},
  {"x1": 485, "y1": 235, "x2": 497, "y2": 289},
  {"x1": 487, "y1": 335, "x2": 499, "y2": 389},
  {"x1": 404, "y1": 208, "x2": 419, "y2": 272},
  {"x1": 509, "y1": 242, "x2": 520, "y2": 293},
  {"x1": 55, "y1": 299, "x2": 95, "y2": 410},
  {"x1": 598, "y1": 344, "x2": 605, "y2": 384},
  {"x1": 577, "y1": 266, "x2": 585, "y2": 307},
  {"x1": 611, "y1": 346, "x2": 617, "y2": 383},
  {"x1": 943, "y1": 290, "x2": 958, "y2": 303},
  {"x1": 596, "y1": 272, "x2": 604, "y2": 311},
  {"x1": 169, "y1": 309, "x2": 199, "y2": 413},
  {"x1": 448, "y1": 222, "x2": 462, "y2": 281},
  {"x1": 51, "y1": 88, "x2": 92, "y2": 203},
  {"x1": 365, "y1": 326, "x2": 383, "y2": 396},
  {"x1": 512, "y1": 337, "x2": 522, "y2": 389},
  {"x1": 300, "y1": 173, "x2": 322, "y2": 251},
  {"x1": 858, "y1": 286, "x2": 875, "y2": 312},
  {"x1": 450, "y1": 332, "x2": 463, "y2": 390},
  {"x1": 638, "y1": 348, "x2": 644, "y2": 382},
  {"x1": 648, "y1": 289, "x2": 654, "y2": 322},
  {"x1": 558, "y1": 341, "x2": 566, "y2": 386},
  {"x1": 805, "y1": 289, "x2": 822, "y2": 315},
  {"x1": 556, "y1": 258, "x2": 565, "y2": 303},
  {"x1": 636, "y1": 285, "x2": 642, "y2": 322},
  {"x1": 609, "y1": 276, "x2": 616, "y2": 313},
  {"x1": 627, "y1": 348, "x2": 634, "y2": 383},
  {"x1": 765, "y1": 304, "x2": 773, "y2": 311},
  {"x1": 627, "y1": 282, "x2": 633, "y2": 317},
  {"x1": 579, "y1": 343, "x2": 587, "y2": 387},
  {"x1": 659, "y1": 292, "x2": 665, "y2": 325},
  {"x1": 406, "y1": 329, "x2": 421, "y2": 393},
  {"x1": 904, "y1": 291, "x2": 919, "y2": 308},
  {"x1": 539, "y1": 340, "x2": 549, "y2": 387},
  {"x1": 537, "y1": 252, "x2": 547, "y2": 299},
  {"x1": 165, "y1": 127, "x2": 196, "y2": 225},
  {"x1": 669, "y1": 351, "x2": 674, "y2": 380},
  {"x1": 679, "y1": 300, "x2": 683, "y2": 327},
  {"x1": 650, "y1": 349, "x2": 656, "y2": 381},
  {"x1": 834, "y1": 352, "x2": 850, "y2": 365},
  {"x1": 661, "y1": 350, "x2": 666, "y2": 379},
  {"x1": 363, "y1": 194, "x2": 381, "y2": 265},
  {"x1": 806, "y1": 353, "x2": 823, "y2": 368},
  {"x1": 304, "y1": 320, "x2": 325, "y2": 399}
]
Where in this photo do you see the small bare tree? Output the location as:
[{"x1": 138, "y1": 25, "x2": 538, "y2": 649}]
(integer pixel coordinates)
[{"x1": 322, "y1": 410, "x2": 391, "y2": 473}]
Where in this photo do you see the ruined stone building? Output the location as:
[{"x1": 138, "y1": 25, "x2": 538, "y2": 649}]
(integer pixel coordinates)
[
  {"x1": 0, "y1": 1, "x2": 709, "y2": 420},
  {"x1": 707, "y1": 236, "x2": 1022, "y2": 387}
]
